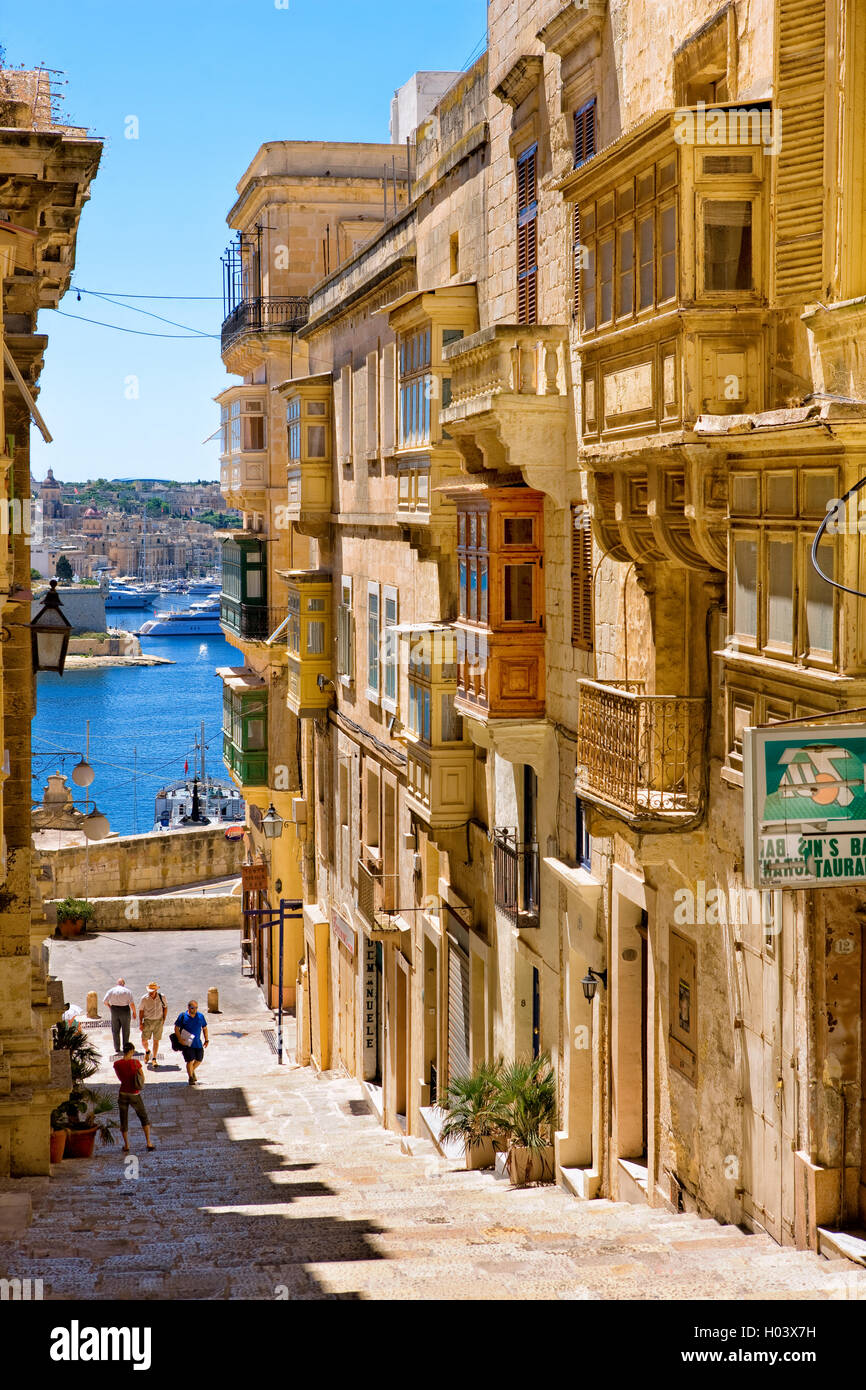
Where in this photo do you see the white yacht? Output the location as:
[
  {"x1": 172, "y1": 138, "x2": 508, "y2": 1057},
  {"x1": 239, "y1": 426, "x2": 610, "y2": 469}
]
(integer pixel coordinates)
[
  {"x1": 105, "y1": 582, "x2": 154, "y2": 609},
  {"x1": 138, "y1": 598, "x2": 221, "y2": 636}
]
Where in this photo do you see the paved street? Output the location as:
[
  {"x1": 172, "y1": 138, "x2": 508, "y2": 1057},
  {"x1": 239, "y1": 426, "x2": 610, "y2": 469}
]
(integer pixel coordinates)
[{"x1": 1, "y1": 930, "x2": 864, "y2": 1300}]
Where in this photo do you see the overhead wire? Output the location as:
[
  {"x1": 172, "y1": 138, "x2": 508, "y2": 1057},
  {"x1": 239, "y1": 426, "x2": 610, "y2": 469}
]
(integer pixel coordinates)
[
  {"x1": 48, "y1": 308, "x2": 217, "y2": 339},
  {"x1": 73, "y1": 288, "x2": 217, "y2": 337}
]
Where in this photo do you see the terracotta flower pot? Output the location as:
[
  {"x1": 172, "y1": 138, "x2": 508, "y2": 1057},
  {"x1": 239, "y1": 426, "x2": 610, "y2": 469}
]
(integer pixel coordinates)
[
  {"x1": 64, "y1": 1126, "x2": 97, "y2": 1159},
  {"x1": 508, "y1": 1145, "x2": 555, "y2": 1186},
  {"x1": 466, "y1": 1136, "x2": 497, "y2": 1170},
  {"x1": 49, "y1": 1129, "x2": 67, "y2": 1163},
  {"x1": 57, "y1": 917, "x2": 85, "y2": 939}
]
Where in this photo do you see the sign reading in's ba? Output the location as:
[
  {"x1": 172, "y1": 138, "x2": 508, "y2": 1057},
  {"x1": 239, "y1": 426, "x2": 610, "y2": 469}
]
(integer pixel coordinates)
[{"x1": 744, "y1": 724, "x2": 866, "y2": 889}]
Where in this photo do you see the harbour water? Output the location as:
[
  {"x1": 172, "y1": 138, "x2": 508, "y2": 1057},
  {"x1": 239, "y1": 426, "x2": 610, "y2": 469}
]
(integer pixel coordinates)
[{"x1": 33, "y1": 596, "x2": 236, "y2": 836}]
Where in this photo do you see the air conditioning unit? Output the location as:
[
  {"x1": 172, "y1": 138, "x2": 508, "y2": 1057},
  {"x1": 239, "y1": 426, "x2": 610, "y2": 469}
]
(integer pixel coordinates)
[
  {"x1": 291, "y1": 797, "x2": 307, "y2": 824},
  {"x1": 402, "y1": 831, "x2": 415, "y2": 851},
  {"x1": 412, "y1": 851, "x2": 423, "y2": 876}
]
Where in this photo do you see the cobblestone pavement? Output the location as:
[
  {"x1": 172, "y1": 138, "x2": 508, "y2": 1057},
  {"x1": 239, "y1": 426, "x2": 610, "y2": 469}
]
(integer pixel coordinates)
[{"x1": 2, "y1": 931, "x2": 866, "y2": 1300}]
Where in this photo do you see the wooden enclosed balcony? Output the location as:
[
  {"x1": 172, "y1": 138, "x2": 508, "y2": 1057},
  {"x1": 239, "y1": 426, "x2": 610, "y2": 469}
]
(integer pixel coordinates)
[{"x1": 576, "y1": 679, "x2": 707, "y2": 822}]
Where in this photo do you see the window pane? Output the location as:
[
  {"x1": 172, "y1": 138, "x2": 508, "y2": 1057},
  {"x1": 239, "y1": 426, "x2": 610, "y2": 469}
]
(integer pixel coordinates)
[
  {"x1": 368, "y1": 592, "x2": 379, "y2": 691},
  {"x1": 469, "y1": 560, "x2": 477, "y2": 620},
  {"x1": 806, "y1": 542, "x2": 834, "y2": 655},
  {"x1": 441, "y1": 693, "x2": 462, "y2": 743},
  {"x1": 733, "y1": 539, "x2": 758, "y2": 639},
  {"x1": 766, "y1": 540, "x2": 794, "y2": 648},
  {"x1": 246, "y1": 717, "x2": 265, "y2": 750},
  {"x1": 504, "y1": 517, "x2": 534, "y2": 546},
  {"x1": 599, "y1": 237, "x2": 613, "y2": 324},
  {"x1": 660, "y1": 204, "x2": 676, "y2": 300},
  {"x1": 479, "y1": 559, "x2": 488, "y2": 624},
  {"x1": 459, "y1": 559, "x2": 467, "y2": 617},
  {"x1": 638, "y1": 215, "x2": 653, "y2": 308},
  {"x1": 704, "y1": 200, "x2": 752, "y2": 292},
  {"x1": 307, "y1": 620, "x2": 325, "y2": 655},
  {"x1": 583, "y1": 245, "x2": 596, "y2": 331},
  {"x1": 618, "y1": 225, "x2": 634, "y2": 317},
  {"x1": 307, "y1": 425, "x2": 326, "y2": 458},
  {"x1": 503, "y1": 563, "x2": 535, "y2": 623}
]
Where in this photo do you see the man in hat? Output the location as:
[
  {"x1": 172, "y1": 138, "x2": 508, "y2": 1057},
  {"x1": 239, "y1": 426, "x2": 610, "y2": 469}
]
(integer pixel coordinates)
[{"x1": 138, "y1": 981, "x2": 167, "y2": 1069}]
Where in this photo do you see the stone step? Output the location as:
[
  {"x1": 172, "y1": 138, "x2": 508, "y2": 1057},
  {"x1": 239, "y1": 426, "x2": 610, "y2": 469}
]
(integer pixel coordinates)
[{"x1": 817, "y1": 1226, "x2": 866, "y2": 1267}]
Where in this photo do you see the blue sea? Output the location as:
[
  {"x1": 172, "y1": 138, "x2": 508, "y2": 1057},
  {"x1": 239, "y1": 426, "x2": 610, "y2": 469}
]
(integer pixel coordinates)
[{"x1": 33, "y1": 596, "x2": 236, "y2": 836}]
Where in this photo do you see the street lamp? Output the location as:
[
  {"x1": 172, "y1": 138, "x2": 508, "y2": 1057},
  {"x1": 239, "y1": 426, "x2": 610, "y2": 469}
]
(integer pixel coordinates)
[
  {"x1": 82, "y1": 806, "x2": 110, "y2": 841},
  {"x1": 261, "y1": 803, "x2": 284, "y2": 840},
  {"x1": 30, "y1": 580, "x2": 71, "y2": 675},
  {"x1": 71, "y1": 756, "x2": 95, "y2": 788},
  {"x1": 581, "y1": 967, "x2": 608, "y2": 1002}
]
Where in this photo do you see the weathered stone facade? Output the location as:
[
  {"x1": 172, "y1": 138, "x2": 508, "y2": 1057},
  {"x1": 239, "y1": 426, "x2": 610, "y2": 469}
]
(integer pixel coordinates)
[{"x1": 0, "y1": 67, "x2": 100, "y2": 1175}]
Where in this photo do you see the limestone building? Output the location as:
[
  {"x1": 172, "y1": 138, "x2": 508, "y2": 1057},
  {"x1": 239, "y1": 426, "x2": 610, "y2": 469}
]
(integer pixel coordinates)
[
  {"x1": 216, "y1": 140, "x2": 408, "y2": 1009},
  {"x1": 227, "y1": 0, "x2": 866, "y2": 1255},
  {"x1": 0, "y1": 66, "x2": 100, "y2": 1175}
]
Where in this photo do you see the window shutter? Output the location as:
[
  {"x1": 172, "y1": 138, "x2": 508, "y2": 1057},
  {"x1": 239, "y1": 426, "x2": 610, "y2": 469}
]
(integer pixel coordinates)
[
  {"x1": 573, "y1": 98, "x2": 597, "y2": 168},
  {"x1": 571, "y1": 507, "x2": 593, "y2": 650},
  {"x1": 773, "y1": 0, "x2": 826, "y2": 303},
  {"x1": 516, "y1": 144, "x2": 538, "y2": 326},
  {"x1": 366, "y1": 350, "x2": 379, "y2": 456},
  {"x1": 572, "y1": 205, "x2": 581, "y2": 319},
  {"x1": 381, "y1": 341, "x2": 396, "y2": 454}
]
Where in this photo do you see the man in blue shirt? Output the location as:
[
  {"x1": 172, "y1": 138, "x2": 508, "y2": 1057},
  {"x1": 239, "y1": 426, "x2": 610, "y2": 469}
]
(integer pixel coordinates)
[{"x1": 173, "y1": 999, "x2": 209, "y2": 1086}]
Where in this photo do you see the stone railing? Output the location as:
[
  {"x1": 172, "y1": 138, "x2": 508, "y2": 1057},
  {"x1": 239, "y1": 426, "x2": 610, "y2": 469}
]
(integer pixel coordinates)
[
  {"x1": 576, "y1": 679, "x2": 707, "y2": 819},
  {"x1": 442, "y1": 323, "x2": 568, "y2": 412}
]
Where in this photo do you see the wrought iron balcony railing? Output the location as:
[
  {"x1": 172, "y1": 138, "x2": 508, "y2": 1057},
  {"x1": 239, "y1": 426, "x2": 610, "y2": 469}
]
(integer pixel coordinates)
[
  {"x1": 221, "y1": 598, "x2": 288, "y2": 643},
  {"x1": 493, "y1": 828, "x2": 539, "y2": 928},
  {"x1": 221, "y1": 296, "x2": 310, "y2": 352},
  {"x1": 576, "y1": 679, "x2": 707, "y2": 820}
]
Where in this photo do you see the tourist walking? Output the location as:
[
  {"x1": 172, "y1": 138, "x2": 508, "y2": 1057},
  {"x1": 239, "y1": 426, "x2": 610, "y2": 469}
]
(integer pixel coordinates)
[
  {"x1": 113, "y1": 1043, "x2": 154, "y2": 1152},
  {"x1": 173, "y1": 1000, "x2": 209, "y2": 1086},
  {"x1": 139, "y1": 981, "x2": 167, "y2": 1068},
  {"x1": 103, "y1": 978, "x2": 137, "y2": 1057}
]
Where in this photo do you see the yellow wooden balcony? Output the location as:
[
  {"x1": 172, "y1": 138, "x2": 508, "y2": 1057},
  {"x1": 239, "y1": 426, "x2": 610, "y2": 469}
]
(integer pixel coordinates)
[
  {"x1": 282, "y1": 569, "x2": 333, "y2": 718},
  {"x1": 576, "y1": 679, "x2": 707, "y2": 822},
  {"x1": 280, "y1": 372, "x2": 332, "y2": 538}
]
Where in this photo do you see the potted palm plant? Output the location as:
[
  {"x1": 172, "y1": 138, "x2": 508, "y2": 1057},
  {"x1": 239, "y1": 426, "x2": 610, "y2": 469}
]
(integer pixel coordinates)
[
  {"x1": 494, "y1": 1054, "x2": 558, "y2": 1187},
  {"x1": 435, "y1": 1059, "x2": 503, "y2": 1169},
  {"x1": 51, "y1": 1019, "x2": 116, "y2": 1158},
  {"x1": 61, "y1": 1090, "x2": 118, "y2": 1158},
  {"x1": 55, "y1": 897, "x2": 95, "y2": 938}
]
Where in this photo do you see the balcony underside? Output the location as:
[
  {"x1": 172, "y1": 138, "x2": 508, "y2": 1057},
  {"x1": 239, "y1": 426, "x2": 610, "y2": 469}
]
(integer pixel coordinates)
[{"x1": 585, "y1": 445, "x2": 727, "y2": 572}]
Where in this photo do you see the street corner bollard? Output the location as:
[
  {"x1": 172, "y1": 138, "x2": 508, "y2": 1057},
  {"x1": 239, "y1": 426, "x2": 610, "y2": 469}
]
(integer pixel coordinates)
[
  {"x1": 86, "y1": 990, "x2": 98, "y2": 1019},
  {"x1": 207, "y1": 986, "x2": 219, "y2": 1014}
]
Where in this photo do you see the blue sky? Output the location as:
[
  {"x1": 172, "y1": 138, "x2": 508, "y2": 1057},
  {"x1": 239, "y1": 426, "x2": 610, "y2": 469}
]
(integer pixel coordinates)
[{"x1": 3, "y1": 0, "x2": 487, "y2": 484}]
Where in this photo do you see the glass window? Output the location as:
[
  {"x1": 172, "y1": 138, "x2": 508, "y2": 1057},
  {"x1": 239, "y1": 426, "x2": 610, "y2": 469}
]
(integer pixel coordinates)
[
  {"x1": 599, "y1": 237, "x2": 613, "y2": 325},
  {"x1": 367, "y1": 589, "x2": 379, "y2": 694},
  {"x1": 459, "y1": 559, "x2": 467, "y2": 617},
  {"x1": 287, "y1": 592, "x2": 301, "y2": 654},
  {"x1": 618, "y1": 225, "x2": 634, "y2": 317},
  {"x1": 766, "y1": 539, "x2": 794, "y2": 650},
  {"x1": 730, "y1": 474, "x2": 759, "y2": 516},
  {"x1": 307, "y1": 620, "x2": 325, "y2": 656},
  {"x1": 732, "y1": 538, "x2": 758, "y2": 640},
  {"x1": 582, "y1": 245, "x2": 596, "y2": 332},
  {"x1": 503, "y1": 564, "x2": 535, "y2": 623},
  {"x1": 504, "y1": 517, "x2": 534, "y2": 546},
  {"x1": 245, "y1": 565, "x2": 262, "y2": 601},
  {"x1": 806, "y1": 542, "x2": 834, "y2": 655},
  {"x1": 479, "y1": 559, "x2": 488, "y2": 624},
  {"x1": 704, "y1": 200, "x2": 752, "y2": 292},
  {"x1": 660, "y1": 204, "x2": 676, "y2": 300},
  {"x1": 441, "y1": 693, "x2": 462, "y2": 743},
  {"x1": 638, "y1": 215, "x2": 654, "y2": 309},
  {"x1": 307, "y1": 425, "x2": 326, "y2": 458},
  {"x1": 245, "y1": 716, "x2": 265, "y2": 750},
  {"x1": 383, "y1": 591, "x2": 398, "y2": 704}
]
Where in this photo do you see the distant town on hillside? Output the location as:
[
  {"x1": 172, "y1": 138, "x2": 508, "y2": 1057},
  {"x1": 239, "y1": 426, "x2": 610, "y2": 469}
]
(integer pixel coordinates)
[{"x1": 30, "y1": 471, "x2": 241, "y2": 582}]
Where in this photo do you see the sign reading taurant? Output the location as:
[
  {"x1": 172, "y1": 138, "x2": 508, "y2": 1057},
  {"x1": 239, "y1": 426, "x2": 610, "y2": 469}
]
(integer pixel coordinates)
[{"x1": 744, "y1": 724, "x2": 866, "y2": 888}]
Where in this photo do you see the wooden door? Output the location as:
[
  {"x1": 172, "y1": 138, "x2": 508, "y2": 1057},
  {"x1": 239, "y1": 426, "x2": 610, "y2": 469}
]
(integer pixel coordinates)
[{"x1": 739, "y1": 892, "x2": 796, "y2": 1245}]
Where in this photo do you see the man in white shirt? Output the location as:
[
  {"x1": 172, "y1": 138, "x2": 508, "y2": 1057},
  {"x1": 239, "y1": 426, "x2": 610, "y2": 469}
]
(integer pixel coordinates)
[{"x1": 103, "y1": 978, "x2": 137, "y2": 1057}]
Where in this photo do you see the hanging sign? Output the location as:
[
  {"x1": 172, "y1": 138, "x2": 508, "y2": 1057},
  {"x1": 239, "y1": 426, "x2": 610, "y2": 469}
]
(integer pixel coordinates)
[
  {"x1": 241, "y1": 863, "x2": 268, "y2": 892},
  {"x1": 744, "y1": 724, "x2": 866, "y2": 888}
]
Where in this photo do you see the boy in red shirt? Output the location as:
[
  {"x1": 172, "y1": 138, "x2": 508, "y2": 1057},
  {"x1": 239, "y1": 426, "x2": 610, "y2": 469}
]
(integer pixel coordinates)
[{"x1": 113, "y1": 1044, "x2": 155, "y2": 1152}]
